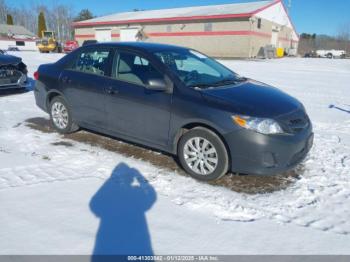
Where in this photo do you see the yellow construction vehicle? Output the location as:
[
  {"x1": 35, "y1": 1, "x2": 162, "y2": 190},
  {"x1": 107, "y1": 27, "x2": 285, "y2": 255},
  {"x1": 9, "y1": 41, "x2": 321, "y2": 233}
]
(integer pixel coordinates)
[{"x1": 37, "y1": 31, "x2": 62, "y2": 53}]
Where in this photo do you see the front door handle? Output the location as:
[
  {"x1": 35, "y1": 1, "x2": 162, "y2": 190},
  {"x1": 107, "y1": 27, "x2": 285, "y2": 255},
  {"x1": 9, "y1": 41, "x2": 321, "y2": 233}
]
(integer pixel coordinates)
[{"x1": 105, "y1": 86, "x2": 118, "y2": 95}]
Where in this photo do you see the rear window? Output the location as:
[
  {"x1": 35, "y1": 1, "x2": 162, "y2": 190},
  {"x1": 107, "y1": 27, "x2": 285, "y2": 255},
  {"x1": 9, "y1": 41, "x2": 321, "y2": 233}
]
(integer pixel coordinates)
[{"x1": 70, "y1": 48, "x2": 111, "y2": 76}]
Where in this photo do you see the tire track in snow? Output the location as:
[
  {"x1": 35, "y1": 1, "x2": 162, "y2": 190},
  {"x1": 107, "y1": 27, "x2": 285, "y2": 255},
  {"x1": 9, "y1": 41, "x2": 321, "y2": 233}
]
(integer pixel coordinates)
[
  {"x1": 0, "y1": 163, "x2": 105, "y2": 190},
  {"x1": 1, "y1": 93, "x2": 350, "y2": 235}
]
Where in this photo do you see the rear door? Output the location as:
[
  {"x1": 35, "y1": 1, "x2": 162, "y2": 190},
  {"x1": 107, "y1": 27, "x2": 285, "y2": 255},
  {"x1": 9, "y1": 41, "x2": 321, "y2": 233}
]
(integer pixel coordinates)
[
  {"x1": 60, "y1": 46, "x2": 113, "y2": 129},
  {"x1": 104, "y1": 50, "x2": 172, "y2": 146}
]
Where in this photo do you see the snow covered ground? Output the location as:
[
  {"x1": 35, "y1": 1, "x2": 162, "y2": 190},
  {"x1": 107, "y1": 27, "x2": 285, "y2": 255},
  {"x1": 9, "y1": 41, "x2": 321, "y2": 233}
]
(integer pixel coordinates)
[{"x1": 0, "y1": 52, "x2": 350, "y2": 255}]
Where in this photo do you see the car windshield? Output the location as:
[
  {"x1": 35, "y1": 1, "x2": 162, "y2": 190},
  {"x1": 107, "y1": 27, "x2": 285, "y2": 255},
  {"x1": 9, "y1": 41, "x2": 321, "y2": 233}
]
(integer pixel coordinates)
[{"x1": 154, "y1": 49, "x2": 245, "y2": 88}]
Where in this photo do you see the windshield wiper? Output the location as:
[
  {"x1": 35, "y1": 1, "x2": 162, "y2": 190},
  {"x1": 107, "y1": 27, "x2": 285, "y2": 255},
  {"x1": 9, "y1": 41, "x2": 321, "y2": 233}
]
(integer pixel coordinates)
[
  {"x1": 188, "y1": 83, "x2": 213, "y2": 89},
  {"x1": 211, "y1": 77, "x2": 247, "y2": 87},
  {"x1": 188, "y1": 77, "x2": 247, "y2": 89}
]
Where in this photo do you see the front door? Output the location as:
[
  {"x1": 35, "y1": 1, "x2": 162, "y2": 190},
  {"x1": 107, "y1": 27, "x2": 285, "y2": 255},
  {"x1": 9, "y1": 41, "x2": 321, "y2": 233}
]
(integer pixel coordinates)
[
  {"x1": 271, "y1": 30, "x2": 279, "y2": 47},
  {"x1": 105, "y1": 50, "x2": 172, "y2": 146},
  {"x1": 60, "y1": 46, "x2": 113, "y2": 129}
]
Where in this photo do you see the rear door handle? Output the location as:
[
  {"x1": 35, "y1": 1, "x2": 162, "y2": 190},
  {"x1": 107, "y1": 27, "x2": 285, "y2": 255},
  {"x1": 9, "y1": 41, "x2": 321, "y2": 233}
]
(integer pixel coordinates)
[{"x1": 105, "y1": 86, "x2": 118, "y2": 95}]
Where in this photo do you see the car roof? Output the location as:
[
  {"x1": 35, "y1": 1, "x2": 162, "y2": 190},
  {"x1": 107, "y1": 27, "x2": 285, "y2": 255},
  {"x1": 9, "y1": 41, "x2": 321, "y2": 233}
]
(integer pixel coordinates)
[{"x1": 88, "y1": 42, "x2": 189, "y2": 53}]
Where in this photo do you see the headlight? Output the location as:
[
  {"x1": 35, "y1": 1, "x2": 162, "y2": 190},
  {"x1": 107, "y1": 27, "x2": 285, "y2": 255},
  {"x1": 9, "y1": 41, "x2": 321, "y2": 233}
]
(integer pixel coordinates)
[{"x1": 232, "y1": 115, "x2": 283, "y2": 135}]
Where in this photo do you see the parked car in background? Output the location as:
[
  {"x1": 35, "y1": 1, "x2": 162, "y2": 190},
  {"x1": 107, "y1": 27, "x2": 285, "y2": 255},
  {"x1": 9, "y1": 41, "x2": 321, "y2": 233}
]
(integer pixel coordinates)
[
  {"x1": 0, "y1": 53, "x2": 29, "y2": 90},
  {"x1": 304, "y1": 51, "x2": 318, "y2": 58},
  {"x1": 316, "y1": 49, "x2": 346, "y2": 59},
  {"x1": 82, "y1": 40, "x2": 98, "y2": 46},
  {"x1": 63, "y1": 40, "x2": 79, "y2": 53},
  {"x1": 34, "y1": 42, "x2": 313, "y2": 181},
  {"x1": 8, "y1": 46, "x2": 20, "y2": 51}
]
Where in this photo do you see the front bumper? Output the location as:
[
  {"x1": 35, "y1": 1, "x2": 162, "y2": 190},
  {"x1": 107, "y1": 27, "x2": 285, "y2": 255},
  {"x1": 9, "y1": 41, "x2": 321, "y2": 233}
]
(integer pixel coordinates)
[
  {"x1": 0, "y1": 71, "x2": 29, "y2": 90},
  {"x1": 224, "y1": 126, "x2": 313, "y2": 176}
]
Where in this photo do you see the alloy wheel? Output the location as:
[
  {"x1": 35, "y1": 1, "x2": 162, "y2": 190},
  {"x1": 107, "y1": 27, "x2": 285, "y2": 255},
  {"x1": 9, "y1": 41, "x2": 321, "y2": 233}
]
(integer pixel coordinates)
[
  {"x1": 51, "y1": 101, "x2": 69, "y2": 129},
  {"x1": 183, "y1": 137, "x2": 218, "y2": 175}
]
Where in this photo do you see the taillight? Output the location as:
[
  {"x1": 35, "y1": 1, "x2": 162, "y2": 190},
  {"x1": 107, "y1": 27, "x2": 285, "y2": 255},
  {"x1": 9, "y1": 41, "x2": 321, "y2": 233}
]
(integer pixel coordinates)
[{"x1": 34, "y1": 71, "x2": 39, "y2": 80}]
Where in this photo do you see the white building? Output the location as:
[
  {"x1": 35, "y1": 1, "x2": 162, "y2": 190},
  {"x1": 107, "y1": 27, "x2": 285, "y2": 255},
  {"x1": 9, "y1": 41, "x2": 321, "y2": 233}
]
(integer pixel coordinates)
[
  {"x1": 73, "y1": 0, "x2": 299, "y2": 58},
  {"x1": 0, "y1": 24, "x2": 38, "y2": 51}
]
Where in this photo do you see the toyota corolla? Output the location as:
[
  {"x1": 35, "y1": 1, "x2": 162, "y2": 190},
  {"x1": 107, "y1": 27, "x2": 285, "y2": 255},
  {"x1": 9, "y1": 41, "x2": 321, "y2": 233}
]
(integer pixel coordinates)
[{"x1": 34, "y1": 42, "x2": 313, "y2": 181}]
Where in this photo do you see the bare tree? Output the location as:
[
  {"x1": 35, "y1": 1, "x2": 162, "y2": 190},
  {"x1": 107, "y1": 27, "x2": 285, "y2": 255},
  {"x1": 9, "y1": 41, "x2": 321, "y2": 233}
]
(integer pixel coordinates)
[
  {"x1": 338, "y1": 23, "x2": 350, "y2": 41},
  {"x1": 52, "y1": 4, "x2": 74, "y2": 42},
  {"x1": 0, "y1": 0, "x2": 9, "y2": 24},
  {"x1": 0, "y1": 1, "x2": 74, "y2": 42},
  {"x1": 337, "y1": 22, "x2": 350, "y2": 53}
]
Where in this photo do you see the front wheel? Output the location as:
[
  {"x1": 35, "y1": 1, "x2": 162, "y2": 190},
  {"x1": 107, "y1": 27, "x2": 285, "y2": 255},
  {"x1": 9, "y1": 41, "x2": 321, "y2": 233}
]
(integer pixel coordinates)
[
  {"x1": 49, "y1": 96, "x2": 79, "y2": 134},
  {"x1": 178, "y1": 127, "x2": 229, "y2": 181}
]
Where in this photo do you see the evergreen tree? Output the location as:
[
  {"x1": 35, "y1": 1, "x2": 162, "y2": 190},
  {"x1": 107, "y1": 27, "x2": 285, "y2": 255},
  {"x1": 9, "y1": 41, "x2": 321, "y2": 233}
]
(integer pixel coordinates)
[
  {"x1": 6, "y1": 14, "x2": 13, "y2": 25},
  {"x1": 37, "y1": 11, "x2": 47, "y2": 37},
  {"x1": 74, "y1": 9, "x2": 94, "y2": 22}
]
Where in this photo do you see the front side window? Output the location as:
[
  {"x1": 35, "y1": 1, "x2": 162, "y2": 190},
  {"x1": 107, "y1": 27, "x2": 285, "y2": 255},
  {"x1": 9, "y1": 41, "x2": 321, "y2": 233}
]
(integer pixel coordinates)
[
  {"x1": 154, "y1": 49, "x2": 243, "y2": 88},
  {"x1": 71, "y1": 48, "x2": 110, "y2": 76},
  {"x1": 113, "y1": 51, "x2": 163, "y2": 86}
]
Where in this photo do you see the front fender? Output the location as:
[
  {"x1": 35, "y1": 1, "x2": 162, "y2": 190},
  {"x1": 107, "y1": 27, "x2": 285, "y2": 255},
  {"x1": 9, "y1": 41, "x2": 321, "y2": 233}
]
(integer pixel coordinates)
[{"x1": 169, "y1": 117, "x2": 237, "y2": 154}]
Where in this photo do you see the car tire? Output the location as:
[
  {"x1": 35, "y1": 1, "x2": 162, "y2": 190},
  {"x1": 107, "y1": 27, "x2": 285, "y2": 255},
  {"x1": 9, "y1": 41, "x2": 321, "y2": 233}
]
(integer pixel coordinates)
[
  {"x1": 49, "y1": 96, "x2": 79, "y2": 134},
  {"x1": 178, "y1": 127, "x2": 229, "y2": 181}
]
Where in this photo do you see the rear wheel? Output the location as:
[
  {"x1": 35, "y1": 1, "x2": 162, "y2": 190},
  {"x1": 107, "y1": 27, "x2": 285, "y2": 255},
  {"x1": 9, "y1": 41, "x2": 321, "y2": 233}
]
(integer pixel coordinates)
[
  {"x1": 49, "y1": 96, "x2": 79, "y2": 134},
  {"x1": 178, "y1": 127, "x2": 229, "y2": 181}
]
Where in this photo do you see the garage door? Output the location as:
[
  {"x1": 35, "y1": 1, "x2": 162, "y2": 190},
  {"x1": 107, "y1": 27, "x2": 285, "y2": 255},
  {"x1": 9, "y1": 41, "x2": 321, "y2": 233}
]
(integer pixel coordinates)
[
  {"x1": 120, "y1": 28, "x2": 140, "y2": 42},
  {"x1": 95, "y1": 29, "x2": 112, "y2": 42}
]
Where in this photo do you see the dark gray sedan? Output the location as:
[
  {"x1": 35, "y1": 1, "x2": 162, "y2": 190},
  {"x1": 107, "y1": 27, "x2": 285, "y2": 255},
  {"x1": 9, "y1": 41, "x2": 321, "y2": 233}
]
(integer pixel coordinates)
[{"x1": 34, "y1": 42, "x2": 313, "y2": 181}]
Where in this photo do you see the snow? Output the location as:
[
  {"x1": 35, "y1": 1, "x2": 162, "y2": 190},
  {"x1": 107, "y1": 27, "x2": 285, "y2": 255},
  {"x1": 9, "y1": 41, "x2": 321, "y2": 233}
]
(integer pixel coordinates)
[{"x1": 1, "y1": 52, "x2": 350, "y2": 254}]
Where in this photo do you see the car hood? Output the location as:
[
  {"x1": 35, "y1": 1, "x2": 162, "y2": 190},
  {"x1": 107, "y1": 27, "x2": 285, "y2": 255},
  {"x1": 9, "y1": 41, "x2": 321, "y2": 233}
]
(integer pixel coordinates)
[
  {"x1": 201, "y1": 79, "x2": 303, "y2": 118},
  {"x1": 0, "y1": 54, "x2": 22, "y2": 66}
]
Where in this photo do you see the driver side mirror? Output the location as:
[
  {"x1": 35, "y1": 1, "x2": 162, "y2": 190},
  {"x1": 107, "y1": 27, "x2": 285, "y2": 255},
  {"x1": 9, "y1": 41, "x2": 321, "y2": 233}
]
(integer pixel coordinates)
[{"x1": 145, "y1": 78, "x2": 173, "y2": 93}]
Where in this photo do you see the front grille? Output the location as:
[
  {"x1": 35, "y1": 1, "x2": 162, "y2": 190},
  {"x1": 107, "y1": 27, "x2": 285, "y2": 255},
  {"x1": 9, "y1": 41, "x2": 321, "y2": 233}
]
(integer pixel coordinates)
[
  {"x1": 277, "y1": 109, "x2": 310, "y2": 134},
  {"x1": 0, "y1": 67, "x2": 23, "y2": 87}
]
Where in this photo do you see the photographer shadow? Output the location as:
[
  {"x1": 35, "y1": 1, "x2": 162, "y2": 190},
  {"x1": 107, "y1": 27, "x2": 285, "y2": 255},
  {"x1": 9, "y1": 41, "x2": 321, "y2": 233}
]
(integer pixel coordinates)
[{"x1": 90, "y1": 163, "x2": 157, "y2": 258}]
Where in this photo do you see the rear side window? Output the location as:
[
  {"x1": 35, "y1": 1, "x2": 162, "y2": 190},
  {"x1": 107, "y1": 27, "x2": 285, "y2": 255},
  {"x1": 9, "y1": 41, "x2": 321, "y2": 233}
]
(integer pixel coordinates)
[
  {"x1": 71, "y1": 48, "x2": 111, "y2": 76},
  {"x1": 112, "y1": 52, "x2": 163, "y2": 86}
]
